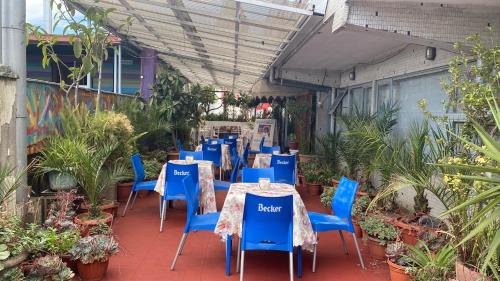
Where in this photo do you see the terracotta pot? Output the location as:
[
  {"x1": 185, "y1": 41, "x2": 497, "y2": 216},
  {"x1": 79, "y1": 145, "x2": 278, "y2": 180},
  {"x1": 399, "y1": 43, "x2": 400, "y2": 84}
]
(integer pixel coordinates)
[
  {"x1": 74, "y1": 212, "x2": 113, "y2": 237},
  {"x1": 61, "y1": 255, "x2": 77, "y2": 274},
  {"x1": 306, "y1": 183, "x2": 322, "y2": 195},
  {"x1": 167, "y1": 152, "x2": 179, "y2": 161},
  {"x1": 394, "y1": 220, "x2": 422, "y2": 246},
  {"x1": 80, "y1": 201, "x2": 119, "y2": 218},
  {"x1": 76, "y1": 259, "x2": 109, "y2": 281},
  {"x1": 387, "y1": 259, "x2": 411, "y2": 281},
  {"x1": 455, "y1": 260, "x2": 492, "y2": 281},
  {"x1": 367, "y1": 236, "x2": 387, "y2": 260},
  {"x1": 288, "y1": 141, "x2": 298, "y2": 150},
  {"x1": 352, "y1": 218, "x2": 363, "y2": 238},
  {"x1": 116, "y1": 182, "x2": 133, "y2": 203}
]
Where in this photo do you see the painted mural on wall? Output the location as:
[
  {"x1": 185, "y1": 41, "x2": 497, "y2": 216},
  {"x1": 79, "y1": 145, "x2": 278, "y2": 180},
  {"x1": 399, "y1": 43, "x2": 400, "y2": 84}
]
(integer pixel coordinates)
[{"x1": 26, "y1": 80, "x2": 126, "y2": 154}]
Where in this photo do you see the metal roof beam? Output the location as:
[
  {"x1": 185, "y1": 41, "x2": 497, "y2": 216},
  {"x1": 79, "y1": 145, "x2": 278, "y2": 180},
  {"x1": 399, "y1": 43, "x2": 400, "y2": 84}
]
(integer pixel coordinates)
[{"x1": 233, "y1": 0, "x2": 313, "y2": 16}]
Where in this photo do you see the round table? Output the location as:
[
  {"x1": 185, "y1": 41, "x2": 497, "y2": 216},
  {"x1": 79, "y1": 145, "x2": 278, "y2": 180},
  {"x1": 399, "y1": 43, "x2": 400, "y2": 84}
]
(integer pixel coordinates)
[
  {"x1": 214, "y1": 182, "x2": 316, "y2": 251},
  {"x1": 154, "y1": 160, "x2": 217, "y2": 213}
]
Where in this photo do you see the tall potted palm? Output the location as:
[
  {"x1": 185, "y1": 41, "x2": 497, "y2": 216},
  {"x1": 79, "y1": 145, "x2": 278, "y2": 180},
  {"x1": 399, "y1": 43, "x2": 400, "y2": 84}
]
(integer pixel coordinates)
[{"x1": 36, "y1": 136, "x2": 129, "y2": 235}]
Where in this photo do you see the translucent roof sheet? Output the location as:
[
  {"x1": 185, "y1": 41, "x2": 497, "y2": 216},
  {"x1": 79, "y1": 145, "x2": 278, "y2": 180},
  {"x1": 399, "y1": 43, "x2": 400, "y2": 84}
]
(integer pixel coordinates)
[{"x1": 72, "y1": 0, "x2": 313, "y2": 91}]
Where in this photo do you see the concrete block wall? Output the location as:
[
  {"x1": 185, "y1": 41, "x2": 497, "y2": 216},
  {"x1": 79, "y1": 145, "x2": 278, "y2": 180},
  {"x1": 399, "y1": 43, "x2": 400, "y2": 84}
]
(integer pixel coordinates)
[{"x1": 346, "y1": 1, "x2": 500, "y2": 45}]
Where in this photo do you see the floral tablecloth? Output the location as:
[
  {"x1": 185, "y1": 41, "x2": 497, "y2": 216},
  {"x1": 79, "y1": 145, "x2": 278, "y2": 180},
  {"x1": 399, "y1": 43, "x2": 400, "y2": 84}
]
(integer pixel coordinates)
[
  {"x1": 154, "y1": 160, "x2": 217, "y2": 214},
  {"x1": 196, "y1": 144, "x2": 232, "y2": 171},
  {"x1": 214, "y1": 183, "x2": 316, "y2": 251}
]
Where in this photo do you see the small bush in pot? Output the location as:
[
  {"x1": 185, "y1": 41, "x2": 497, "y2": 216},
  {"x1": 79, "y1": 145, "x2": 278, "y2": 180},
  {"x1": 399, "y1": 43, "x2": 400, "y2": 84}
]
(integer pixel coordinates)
[
  {"x1": 351, "y1": 195, "x2": 370, "y2": 238},
  {"x1": 69, "y1": 234, "x2": 119, "y2": 281},
  {"x1": 405, "y1": 243, "x2": 455, "y2": 281},
  {"x1": 386, "y1": 242, "x2": 413, "y2": 281},
  {"x1": 359, "y1": 216, "x2": 398, "y2": 260},
  {"x1": 24, "y1": 255, "x2": 75, "y2": 281}
]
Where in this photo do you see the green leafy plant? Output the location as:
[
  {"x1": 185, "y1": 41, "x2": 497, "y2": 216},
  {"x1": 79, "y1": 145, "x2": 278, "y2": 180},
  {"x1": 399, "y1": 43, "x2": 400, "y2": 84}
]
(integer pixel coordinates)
[
  {"x1": 69, "y1": 234, "x2": 119, "y2": 264},
  {"x1": 386, "y1": 242, "x2": 414, "y2": 267},
  {"x1": 320, "y1": 186, "x2": 336, "y2": 209},
  {"x1": 0, "y1": 164, "x2": 25, "y2": 211},
  {"x1": 25, "y1": 255, "x2": 74, "y2": 281},
  {"x1": 0, "y1": 216, "x2": 44, "y2": 257},
  {"x1": 40, "y1": 228, "x2": 80, "y2": 256},
  {"x1": 88, "y1": 222, "x2": 113, "y2": 236},
  {"x1": 142, "y1": 159, "x2": 163, "y2": 180},
  {"x1": 359, "y1": 217, "x2": 398, "y2": 245},
  {"x1": 352, "y1": 195, "x2": 370, "y2": 218},
  {"x1": 301, "y1": 161, "x2": 334, "y2": 185},
  {"x1": 405, "y1": 243, "x2": 455, "y2": 281}
]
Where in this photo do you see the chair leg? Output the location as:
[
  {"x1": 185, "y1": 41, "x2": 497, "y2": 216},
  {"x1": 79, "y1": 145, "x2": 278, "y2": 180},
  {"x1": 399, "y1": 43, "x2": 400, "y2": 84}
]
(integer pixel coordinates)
[
  {"x1": 130, "y1": 191, "x2": 139, "y2": 209},
  {"x1": 160, "y1": 201, "x2": 167, "y2": 232},
  {"x1": 226, "y1": 235, "x2": 232, "y2": 276},
  {"x1": 158, "y1": 195, "x2": 162, "y2": 218},
  {"x1": 121, "y1": 190, "x2": 135, "y2": 217},
  {"x1": 352, "y1": 233, "x2": 365, "y2": 269},
  {"x1": 289, "y1": 252, "x2": 294, "y2": 281},
  {"x1": 239, "y1": 250, "x2": 245, "y2": 281},
  {"x1": 236, "y1": 237, "x2": 241, "y2": 273},
  {"x1": 170, "y1": 233, "x2": 188, "y2": 270},
  {"x1": 297, "y1": 246, "x2": 302, "y2": 278},
  {"x1": 312, "y1": 232, "x2": 318, "y2": 273},
  {"x1": 339, "y1": 230, "x2": 348, "y2": 255}
]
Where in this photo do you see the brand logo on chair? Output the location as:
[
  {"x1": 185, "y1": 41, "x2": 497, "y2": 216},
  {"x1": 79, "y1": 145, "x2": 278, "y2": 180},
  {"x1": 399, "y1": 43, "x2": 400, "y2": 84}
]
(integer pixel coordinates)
[
  {"x1": 276, "y1": 160, "x2": 289, "y2": 165},
  {"x1": 258, "y1": 203, "x2": 282, "y2": 213},
  {"x1": 207, "y1": 147, "x2": 217, "y2": 151},
  {"x1": 174, "y1": 170, "x2": 189, "y2": 176}
]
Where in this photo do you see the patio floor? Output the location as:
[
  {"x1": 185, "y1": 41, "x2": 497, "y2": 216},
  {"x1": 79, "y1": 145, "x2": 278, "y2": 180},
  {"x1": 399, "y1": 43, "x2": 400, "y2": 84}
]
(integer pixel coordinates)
[{"x1": 105, "y1": 185, "x2": 390, "y2": 281}]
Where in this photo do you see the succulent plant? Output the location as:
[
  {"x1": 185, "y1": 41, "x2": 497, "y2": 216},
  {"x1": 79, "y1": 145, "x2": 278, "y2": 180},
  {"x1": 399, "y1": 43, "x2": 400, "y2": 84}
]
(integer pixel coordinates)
[
  {"x1": 69, "y1": 234, "x2": 119, "y2": 264},
  {"x1": 25, "y1": 255, "x2": 74, "y2": 281},
  {"x1": 359, "y1": 216, "x2": 398, "y2": 245},
  {"x1": 0, "y1": 243, "x2": 11, "y2": 271},
  {"x1": 351, "y1": 195, "x2": 370, "y2": 218},
  {"x1": 386, "y1": 241, "x2": 413, "y2": 267}
]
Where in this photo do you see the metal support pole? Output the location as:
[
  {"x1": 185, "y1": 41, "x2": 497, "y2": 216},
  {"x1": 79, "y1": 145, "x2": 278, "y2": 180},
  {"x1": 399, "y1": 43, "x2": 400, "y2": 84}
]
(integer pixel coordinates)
[
  {"x1": 43, "y1": 0, "x2": 52, "y2": 33},
  {"x1": 118, "y1": 44, "x2": 122, "y2": 94},
  {"x1": 113, "y1": 47, "x2": 117, "y2": 93},
  {"x1": 2, "y1": 0, "x2": 28, "y2": 203}
]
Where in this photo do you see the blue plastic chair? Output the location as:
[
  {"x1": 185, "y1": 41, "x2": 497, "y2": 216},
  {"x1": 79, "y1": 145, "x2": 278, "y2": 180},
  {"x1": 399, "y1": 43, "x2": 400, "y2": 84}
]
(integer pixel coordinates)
[
  {"x1": 214, "y1": 157, "x2": 240, "y2": 191},
  {"x1": 208, "y1": 138, "x2": 224, "y2": 144},
  {"x1": 248, "y1": 137, "x2": 265, "y2": 154},
  {"x1": 179, "y1": 150, "x2": 204, "y2": 160},
  {"x1": 261, "y1": 146, "x2": 281, "y2": 154},
  {"x1": 271, "y1": 154, "x2": 296, "y2": 185},
  {"x1": 224, "y1": 134, "x2": 238, "y2": 141},
  {"x1": 239, "y1": 193, "x2": 300, "y2": 281},
  {"x1": 307, "y1": 176, "x2": 365, "y2": 271},
  {"x1": 241, "y1": 167, "x2": 275, "y2": 183},
  {"x1": 241, "y1": 143, "x2": 250, "y2": 168},
  {"x1": 160, "y1": 163, "x2": 199, "y2": 232},
  {"x1": 176, "y1": 138, "x2": 183, "y2": 151},
  {"x1": 122, "y1": 154, "x2": 159, "y2": 217},
  {"x1": 200, "y1": 135, "x2": 206, "y2": 144},
  {"x1": 202, "y1": 143, "x2": 222, "y2": 178},
  {"x1": 170, "y1": 175, "x2": 221, "y2": 271}
]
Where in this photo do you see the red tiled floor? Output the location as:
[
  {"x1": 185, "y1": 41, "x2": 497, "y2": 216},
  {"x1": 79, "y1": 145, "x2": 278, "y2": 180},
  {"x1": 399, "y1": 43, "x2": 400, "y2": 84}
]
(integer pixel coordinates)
[{"x1": 104, "y1": 186, "x2": 389, "y2": 281}]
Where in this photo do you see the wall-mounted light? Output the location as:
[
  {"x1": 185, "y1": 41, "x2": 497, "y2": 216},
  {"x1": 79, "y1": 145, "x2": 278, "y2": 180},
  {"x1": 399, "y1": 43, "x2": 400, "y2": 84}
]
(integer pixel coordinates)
[
  {"x1": 349, "y1": 68, "x2": 356, "y2": 80},
  {"x1": 425, "y1": 47, "x2": 436, "y2": 60}
]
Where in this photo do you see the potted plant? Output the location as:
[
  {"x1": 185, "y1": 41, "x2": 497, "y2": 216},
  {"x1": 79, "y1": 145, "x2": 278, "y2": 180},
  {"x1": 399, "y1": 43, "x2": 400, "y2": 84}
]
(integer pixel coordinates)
[
  {"x1": 23, "y1": 255, "x2": 74, "y2": 281},
  {"x1": 288, "y1": 133, "x2": 298, "y2": 150},
  {"x1": 69, "y1": 233, "x2": 118, "y2": 281},
  {"x1": 351, "y1": 195, "x2": 370, "y2": 238},
  {"x1": 301, "y1": 161, "x2": 323, "y2": 195},
  {"x1": 359, "y1": 216, "x2": 398, "y2": 260},
  {"x1": 386, "y1": 242, "x2": 413, "y2": 281},
  {"x1": 40, "y1": 227, "x2": 81, "y2": 272},
  {"x1": 319, "y1": 186, "x2": 336, "y2": 213},
  {"x1": 405, "y1": 243, "x2": 455, "y2": 281}
]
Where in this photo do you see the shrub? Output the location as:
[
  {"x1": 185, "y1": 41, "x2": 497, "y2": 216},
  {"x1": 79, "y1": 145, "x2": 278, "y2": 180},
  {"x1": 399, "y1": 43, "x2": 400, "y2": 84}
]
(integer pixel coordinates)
[
  {"x1": 69, "y1": 235, "x2": 119, "y2": 264},
  {"x1": 359, "y1": 216, "x2": 398, "y2": 245}
]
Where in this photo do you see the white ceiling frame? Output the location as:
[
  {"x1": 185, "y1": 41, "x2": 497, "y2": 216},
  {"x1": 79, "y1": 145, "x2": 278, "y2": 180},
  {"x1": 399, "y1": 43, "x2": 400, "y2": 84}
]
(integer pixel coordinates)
[
  {"x1": 186, "y1": 0, "x2": 297, "y2": 22},
  {"x1": 126, "y1": 0, "x2": 300, "y2": 32},
  {"x1": 111, "y1": 9, "x2": 288, "y2": 45},
  {"x1": 233, "y1": 0, "x2": 313, "y2": 16}
]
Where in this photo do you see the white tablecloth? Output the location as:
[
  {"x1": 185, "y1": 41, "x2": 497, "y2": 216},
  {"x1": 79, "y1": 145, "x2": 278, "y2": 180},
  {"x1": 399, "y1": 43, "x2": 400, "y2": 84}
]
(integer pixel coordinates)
[{"x1": 154, "y1": 160, "x2": 217, "y2": 213}]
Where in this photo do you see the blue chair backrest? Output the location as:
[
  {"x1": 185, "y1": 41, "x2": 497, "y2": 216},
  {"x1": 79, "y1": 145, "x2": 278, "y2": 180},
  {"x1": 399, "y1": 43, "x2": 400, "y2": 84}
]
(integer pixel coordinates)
[
  {"x1": 202, "y1": 143, "x2": 222, "y2": 166},
  {"x1": 241, "y1": 168, "x2": 275, "y2": 183},
  {"x1": 224, "y1": 134, "x2": 238, "y2": 140},
  {"x1": 242, "y1": 144, "x2": 250, "y2": 166},
  {"x1": 270, "y1": 154, "x2": 296, "y2": 185},
  {"x1": 131, "y1": 154, "x2": 145, "y2": 183},
  {"x1": 242, "y1": 193, "x2": 293, "y2": 251},
  {"x1": 261, "y1": 146, "x2": 281, "y2": 154},
  {"x1": 200, "y1": 135, "x2": 206, "y2": 144},
  {"x1": 182, "y1": 175, "x2": 200, "y2": 233},
  {"x1": 179, "y1": 150, "x2": 204, "y2": 160},
  {"x1": 165, "y1": 163, "x2": 198, "y2": 197},
  {"x1": 176, "y1": 139, "x2": 183, "y2": 151},
  {"x1": 230, "y1": 157, "x2": 240, "y2": 183},
  {"x1": 208, "y1": 138, "x2": 224, "y2": 144},
  {"x1": 332, "y1": 177, "x2": 358, "y2": 225}
]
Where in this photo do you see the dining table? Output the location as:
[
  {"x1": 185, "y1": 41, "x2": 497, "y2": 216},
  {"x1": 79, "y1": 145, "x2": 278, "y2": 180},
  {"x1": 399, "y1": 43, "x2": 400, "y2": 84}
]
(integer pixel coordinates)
[
  {"x1": 154, "y1": 159, "x2": 217, "y2": 214},
  {"x1": 214, "y1": 182, "x2": 316, "y2": 252}
]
